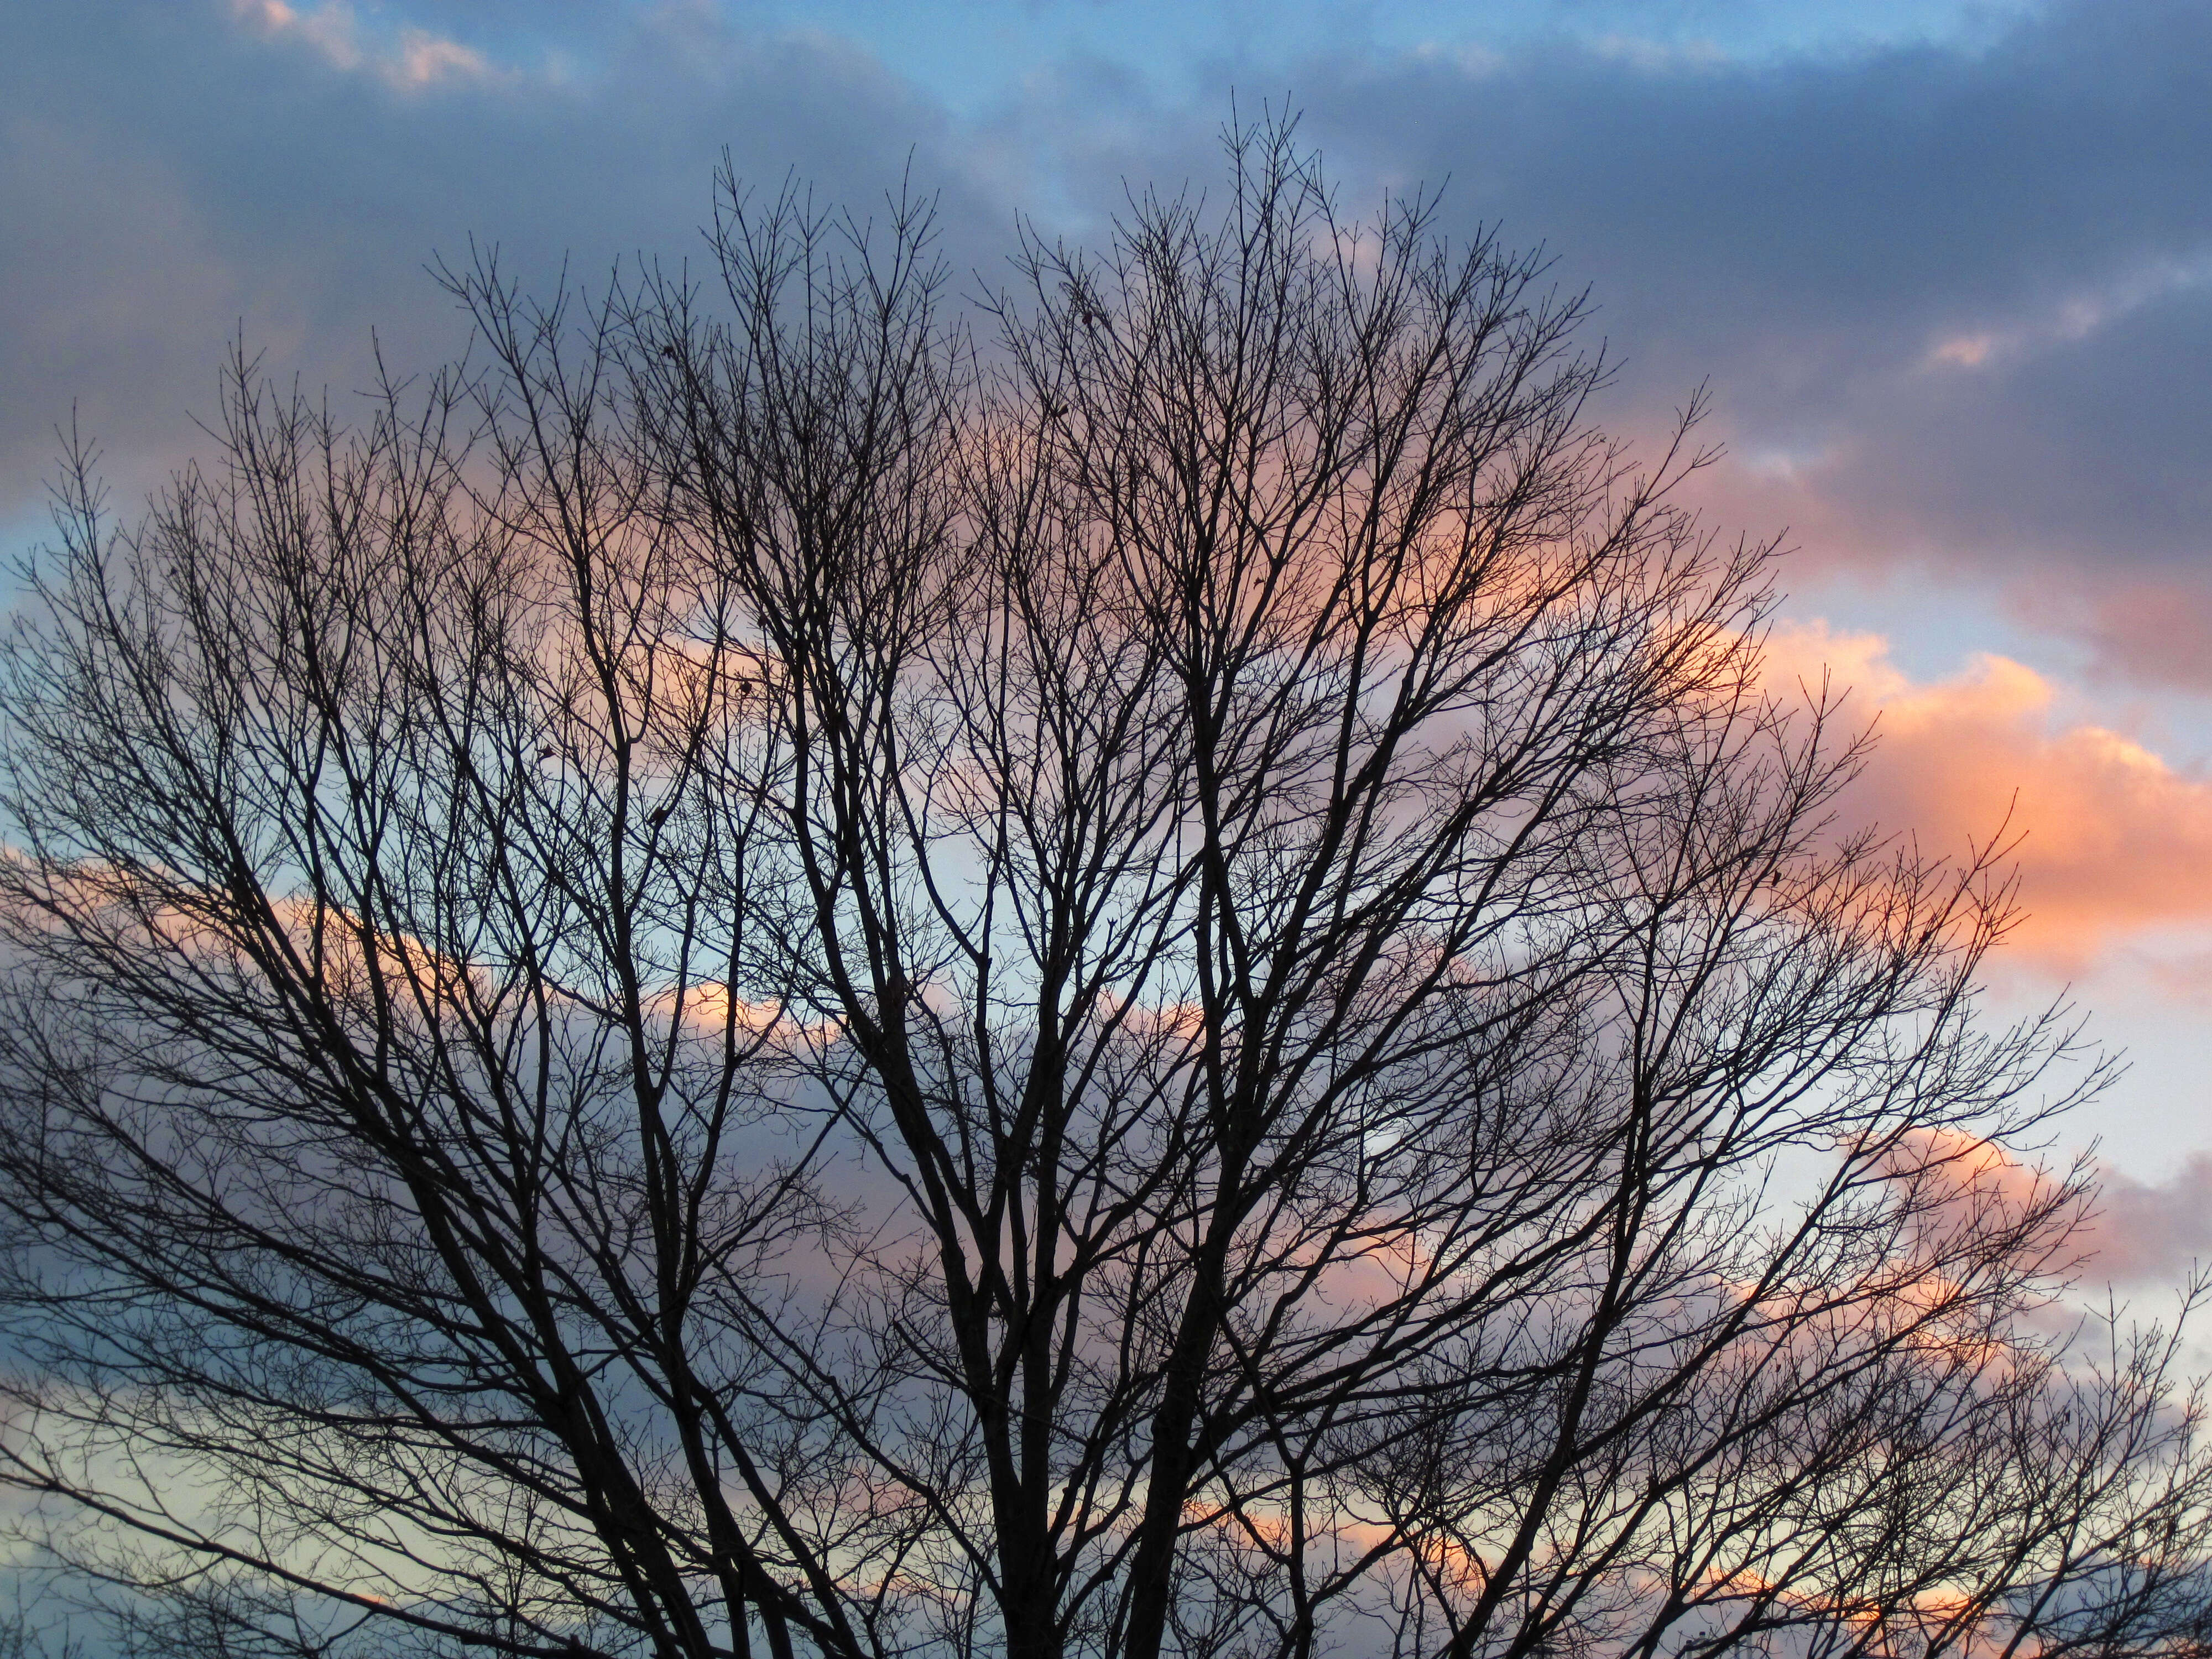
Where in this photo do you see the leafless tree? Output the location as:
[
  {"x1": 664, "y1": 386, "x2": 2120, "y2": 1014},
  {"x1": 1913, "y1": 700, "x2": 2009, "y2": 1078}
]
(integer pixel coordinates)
[{"x1": 0, "y1": 116, "x2": 2205, "y2": 1659}]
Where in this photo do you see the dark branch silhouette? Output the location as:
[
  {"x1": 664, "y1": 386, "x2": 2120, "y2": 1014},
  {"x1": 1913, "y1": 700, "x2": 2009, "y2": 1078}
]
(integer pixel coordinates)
[{"x1": 0, "y1": 113, "x2": 2205, "y2": 1659}]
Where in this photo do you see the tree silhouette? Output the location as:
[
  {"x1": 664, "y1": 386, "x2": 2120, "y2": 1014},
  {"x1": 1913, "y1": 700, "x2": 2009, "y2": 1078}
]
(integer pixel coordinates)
[{"x1": 0, "y1": 116, "x2": 2204, "y2": 1659}]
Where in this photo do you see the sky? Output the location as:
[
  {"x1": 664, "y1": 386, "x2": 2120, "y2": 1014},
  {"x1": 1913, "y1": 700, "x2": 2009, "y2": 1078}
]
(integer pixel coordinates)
[{"x1": 1, "y1": 0, "x2": 2206, "y2": 1286}]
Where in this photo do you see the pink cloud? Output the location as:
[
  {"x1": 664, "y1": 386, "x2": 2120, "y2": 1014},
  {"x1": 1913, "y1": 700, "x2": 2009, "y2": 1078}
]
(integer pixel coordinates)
[
  {"x1": 1873, "y1": 1128, "x2": 2209, "y2": 1291},
  {"x1": 1763, "y1": 622, "x2": 2212, "y2": 971},
  {"x1": 2017, "y1": 577, "x2": 2212, "y2": 693},
  {"x1": 2082, "y1": 1154, "x2": 2212, "y2": 1286}
]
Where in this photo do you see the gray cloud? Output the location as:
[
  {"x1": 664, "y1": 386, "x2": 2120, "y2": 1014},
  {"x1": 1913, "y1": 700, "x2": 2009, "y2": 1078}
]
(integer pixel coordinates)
[
  {"x1": 1285, "y1": 2, "x2": 2212, "y2": 675},
  {"x1": 6, "y1": 0, "x2": 2210, "y2": 688},
  {"x1": 0, "y1": 1, "x2": 1020, "y2": 514}
]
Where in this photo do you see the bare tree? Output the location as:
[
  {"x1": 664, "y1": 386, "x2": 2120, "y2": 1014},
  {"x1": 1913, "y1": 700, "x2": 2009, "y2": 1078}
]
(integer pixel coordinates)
[{"x1": 0, "y1": 116, "x2": 2205, "y2": 1659}]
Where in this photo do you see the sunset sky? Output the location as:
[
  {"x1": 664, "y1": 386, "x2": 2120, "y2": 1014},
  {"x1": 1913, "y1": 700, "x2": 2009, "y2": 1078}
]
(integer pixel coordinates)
[{"x1": 4, "y1": 0, "x2": 2206, "y2": 1287}]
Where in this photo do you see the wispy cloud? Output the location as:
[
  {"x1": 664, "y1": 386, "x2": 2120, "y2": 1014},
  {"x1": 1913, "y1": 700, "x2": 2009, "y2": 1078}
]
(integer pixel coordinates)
[
  {"x1": 1918, "y1": 250, "x2": 2212, "y2": 374},
  {"x1": 229, "y1": 0, "x2": 498, "y2": 90}
]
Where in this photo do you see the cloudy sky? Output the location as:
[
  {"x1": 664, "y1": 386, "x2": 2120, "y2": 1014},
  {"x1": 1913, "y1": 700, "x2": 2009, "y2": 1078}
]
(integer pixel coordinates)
[{"x1": 4, "y1": 0, "x2": 2206, "y2": 1282}]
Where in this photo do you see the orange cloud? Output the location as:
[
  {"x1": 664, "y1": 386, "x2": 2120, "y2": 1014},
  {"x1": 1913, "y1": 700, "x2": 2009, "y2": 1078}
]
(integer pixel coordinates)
[
  {"x1": 1762, "y1": 622, "x2": 2212, "y2": 971},
  {"x1": 645, "y1": 980, "x2": 837, "y2": 1050},
  {"x1": 1872, "y1": 1125, "x2": 2059, "y2": 1219}
]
